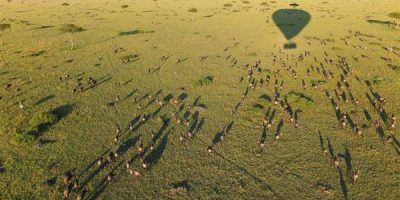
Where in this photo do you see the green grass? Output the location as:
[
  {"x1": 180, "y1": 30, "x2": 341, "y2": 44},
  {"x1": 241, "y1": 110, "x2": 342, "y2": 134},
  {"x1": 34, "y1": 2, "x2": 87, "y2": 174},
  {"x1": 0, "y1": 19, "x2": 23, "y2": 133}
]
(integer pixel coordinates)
[{"x1": 0, "y1": 0, "x2": 399, "y2": 199}]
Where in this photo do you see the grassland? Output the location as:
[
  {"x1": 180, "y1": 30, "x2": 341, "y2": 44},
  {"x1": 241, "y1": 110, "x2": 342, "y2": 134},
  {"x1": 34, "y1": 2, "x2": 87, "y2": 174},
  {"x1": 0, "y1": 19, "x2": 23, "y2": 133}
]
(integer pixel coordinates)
[{"x1": 0, "y1": 0, "x2": 399, "y2": 199}]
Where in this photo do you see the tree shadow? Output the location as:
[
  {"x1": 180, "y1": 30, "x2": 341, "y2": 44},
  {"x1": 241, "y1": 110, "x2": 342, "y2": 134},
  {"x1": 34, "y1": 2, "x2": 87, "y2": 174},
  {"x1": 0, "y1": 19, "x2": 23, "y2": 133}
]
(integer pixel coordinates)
[{"x1": 51, "y1": 104, "x2": 74, "y2": 120}]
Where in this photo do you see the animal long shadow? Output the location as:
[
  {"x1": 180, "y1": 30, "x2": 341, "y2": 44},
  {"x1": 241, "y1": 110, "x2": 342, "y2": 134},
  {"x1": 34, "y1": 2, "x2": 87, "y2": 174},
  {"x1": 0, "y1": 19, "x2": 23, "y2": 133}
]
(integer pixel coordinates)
[
  {"x1": 87, "y1": 160, "x2": 124, "y2": 200},
  {"x1": 153, "y1": 120, "x2": 170, "y2": 142},
  {"x1": 259, "y1": 94, "x2": 272, "y2": 102},
  {"x1": 211, "y1": 131, "x2": 223, "y2": 147},
  {"x1": 144, "y1": 134, "x2": 168, "y2": 167},
  {"x1": 79, "y1": 160, "x2": 109, "y2": 191},
  {"x1": 116, "y1": 136, "x2": 140, "y2": 157},
  {"x1": 338, "y1": 169, "x2": 349, "y2": 200},
  {"x1": 225, "y1": 121, "x2": 234, "y2": 134},
  {"x1": 318, "y1": 131, "x2": 323, "y2": 151},
  {"x1": 344, "y1": 148, "x2": 352, "y2": 177},
  {"x1": 363, "y1": 109, "x2": 372, "y2": 121},
  {"x1": 346, "y1": 113, "x2": 355, "y2": 129},
  {"x1": 195, "y1": 117, "x2": 205, "y2": 133},
  {"x1": 124, "y1": 89, "x2": 138, "y2": 100},
  {"x1": 163, "y1": 94, "x2": 174, "y2": 102},
  {"x1": 83, "y1": 75, "x2": 112, "y2": 92},
  {"x1": 376, "y1": 126, "x2": 384, "y2": 141},
  {"x1": 269, "y1": 109, "x2": 276, "y2": 122},
  {"x1": 276, "y1": 120, "x2": 284, "y2": 135},
  {"x1": 327, "y1": 138, "x2": 335, "y2": 159},
  {"x1": 34, "y1": 95, "x2": 55, "y2": 106},
  {"x1": 178, "y1": 92, "x2": 188, "y2": 101},
  {"x1": 77, "y1": 150, "x2": 110, "y2": 180},
  {"x1": 234, "y1": 101, "x2": 242, "y2": 112},
  {"x1": 189, "y1": 118, "x2": 198, "y2": 133},
  {"x1": 260, "y1": 126, "x2": 267, "y2": 144}
]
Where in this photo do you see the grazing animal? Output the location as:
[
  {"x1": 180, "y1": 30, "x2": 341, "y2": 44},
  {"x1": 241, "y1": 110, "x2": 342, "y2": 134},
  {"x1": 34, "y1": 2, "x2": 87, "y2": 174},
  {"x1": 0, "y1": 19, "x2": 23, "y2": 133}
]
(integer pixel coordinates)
[
  {"x1": 73, "y1": 179, "x2": 79, "y2": 189},
  {"x1": 63, "y1": 183, "x2": 73, "y2": 199},
  {"x1": 76, "y1": 188, "x2": 88, "y2": 200},
  {"x1": 333, "y1": 156, "x2": 340, "y2": 169},
  {"x1": 140, "y1": 159, "x2": 148, "y2": 169},
  {"x1": 129, "y1": 168, "x2": 141, "y2": 177},
  {"x1": 207, "y1": 146, "x2": 213, "y2": 153},
  {"x1": 352, "y1": 169, "x2": 360, "y2": 184},
  {"x1": 19, "y1": 101, "x2": 24, "y2": 109},
  {"x1": 107, "y1": 173, "x2": 114, "y2": 182},
  {"x1": 322, "y1": 147, "x2": 329, "y2": 156},
  {"x1": 97, "y1": 157, "x2": 103, "y2": 166},
  {"x1": 63, "y1": 170, "x2": 74, "y2": 184}
]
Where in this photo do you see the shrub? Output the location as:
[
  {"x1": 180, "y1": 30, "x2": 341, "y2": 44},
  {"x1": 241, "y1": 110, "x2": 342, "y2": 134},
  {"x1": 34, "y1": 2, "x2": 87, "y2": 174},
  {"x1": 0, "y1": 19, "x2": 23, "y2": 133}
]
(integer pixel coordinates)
[
  {"x1": 0, "y1": 24, "x2": 11, "y2": 32},
  {"x1": 29, "y1": 112, "x2": 59, "y2": 128},
  {"x1": 12, "y1": 111, "x2": 59, "y2": 144},
  {"x1": 188, "y1": 8, "x2": 198, "y2": 12},
  {"x1": 59, "y1": 24, "x2": 85, "y2": 33},
  {"x1": 194, "y1": 76, "x2": 214, "y2": 87},
  {"x1": 388, "y1": 12, "x2": 400, "y2": 19}
]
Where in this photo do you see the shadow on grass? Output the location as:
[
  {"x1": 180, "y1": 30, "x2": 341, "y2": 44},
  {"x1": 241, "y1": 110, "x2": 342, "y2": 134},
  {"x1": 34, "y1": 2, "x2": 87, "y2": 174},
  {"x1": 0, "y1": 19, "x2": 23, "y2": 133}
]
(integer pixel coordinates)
[
  {"x1": 344, "y1": 148, "x2": 352, "y2": 177},
  {"x1": 144, "y1": 134, "x2": 168, "y2": 166},
  {"x1": 34, "y1": 95, "x2": 55, "y2": 106},
  {"x1": 118, "y1": 29, "x2": 154, "y2": 36},
  {"x1": 338, "y1": 169, "x2": 348, "y2": 200},
  {"x1": 52, "y1": 104, "x2": 74, "y2": 120},
  {"x1": 116, "y1": 136, "x2": 140, "y2": 157}
]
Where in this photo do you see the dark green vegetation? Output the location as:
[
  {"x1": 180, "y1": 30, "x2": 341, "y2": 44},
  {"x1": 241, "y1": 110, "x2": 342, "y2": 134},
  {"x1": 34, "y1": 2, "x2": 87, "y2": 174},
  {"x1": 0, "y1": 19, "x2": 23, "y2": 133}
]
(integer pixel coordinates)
[
  {"x1": 59, "y1": 24, "x2": 85, "y2": 34},
  {"x1": 0, "y1": 0, "x2": 399, "y2": 199},
  {"x1": 0, "y1": 24, "x2": 11, "y2": 31},
  {"x1": 194, "y1": 76, "x2": 214, "y2": 87},
  {"x1": 13, "y1": 110, "x2": 59, "y2": 144}
]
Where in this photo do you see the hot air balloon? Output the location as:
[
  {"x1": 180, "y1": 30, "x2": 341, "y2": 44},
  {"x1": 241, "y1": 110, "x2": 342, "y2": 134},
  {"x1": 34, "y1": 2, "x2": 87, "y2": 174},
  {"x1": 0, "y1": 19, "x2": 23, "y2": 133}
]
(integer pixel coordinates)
[{"x1": 272, "y1": 6, "x2": 311, "y2": 49}]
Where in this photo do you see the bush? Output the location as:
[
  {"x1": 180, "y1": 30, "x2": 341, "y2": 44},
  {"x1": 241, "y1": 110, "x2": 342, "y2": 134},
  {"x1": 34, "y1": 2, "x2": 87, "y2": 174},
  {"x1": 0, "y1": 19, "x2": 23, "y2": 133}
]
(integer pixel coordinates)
[
  {"x1": 388, "y1": 12, "x2": 400, "y2": 19},
  {"x1": 29, "y1": 112, "x2": 59, "y2": 128},
  {"x1": 12, "y1": 111, "x2": 59, "y2": 144},
  {"x1": 194, "y1": 76, "x2": 214, "y2": 87},
  {"x1": 188, "y1": 8, "x2": 198, "y2": 12},
  {"x1": 0, "y1": 24, "x2": 11, "y2": 32},
  {"x1": 59, "y1": 24, "x2": 85, "y2": 33}
]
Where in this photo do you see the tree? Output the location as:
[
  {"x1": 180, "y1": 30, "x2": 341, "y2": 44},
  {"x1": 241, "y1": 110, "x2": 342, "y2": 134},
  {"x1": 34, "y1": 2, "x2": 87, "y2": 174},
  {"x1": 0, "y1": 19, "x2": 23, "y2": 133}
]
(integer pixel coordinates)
[
  {"x1": 0, "y1": 23, "x2": 11, "y2": 46},
  {"x1": 388, "y1": 12, "x2": 400, "y2": 29}
]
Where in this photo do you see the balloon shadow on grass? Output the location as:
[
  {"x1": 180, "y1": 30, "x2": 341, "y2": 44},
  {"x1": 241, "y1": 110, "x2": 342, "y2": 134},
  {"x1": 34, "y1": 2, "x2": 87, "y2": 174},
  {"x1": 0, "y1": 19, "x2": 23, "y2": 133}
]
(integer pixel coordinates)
[{"x1": 272, "y1": 9, "x2": 311, "y2": 49}]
